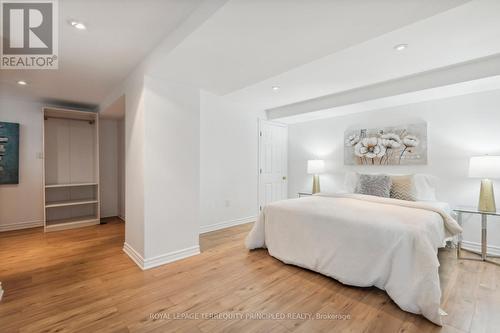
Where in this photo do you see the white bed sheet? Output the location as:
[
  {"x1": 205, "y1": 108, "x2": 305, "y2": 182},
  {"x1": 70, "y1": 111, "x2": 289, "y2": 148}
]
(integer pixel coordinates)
[{"x1": 245, "y1": 193, "x2": 462, "y2": 325}]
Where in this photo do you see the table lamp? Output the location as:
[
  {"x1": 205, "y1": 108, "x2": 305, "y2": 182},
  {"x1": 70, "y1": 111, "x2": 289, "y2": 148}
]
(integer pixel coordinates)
[
  {"x1": 469, "y1": 156, "x2": 500, "y2": 212},
  {"x1": 307, "y1": 160, "x2": 325, "y2": 194}
]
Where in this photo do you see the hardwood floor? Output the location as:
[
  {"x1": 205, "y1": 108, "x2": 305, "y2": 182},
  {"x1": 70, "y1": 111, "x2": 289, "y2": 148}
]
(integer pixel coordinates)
[{"x1": 1, "y1": 218, "x2": 499, "y2": 333}]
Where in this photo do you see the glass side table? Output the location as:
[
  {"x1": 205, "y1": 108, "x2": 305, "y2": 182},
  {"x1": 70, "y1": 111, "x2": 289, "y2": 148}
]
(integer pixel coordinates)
[{"x1": 454, "y1": 207, "x2": 500, "y2": 266}]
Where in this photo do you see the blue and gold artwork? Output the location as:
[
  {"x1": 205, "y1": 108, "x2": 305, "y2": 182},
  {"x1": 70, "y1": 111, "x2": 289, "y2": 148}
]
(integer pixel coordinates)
[{"x1": 0, "y1": 122, "x2": 20, "y2": 184}]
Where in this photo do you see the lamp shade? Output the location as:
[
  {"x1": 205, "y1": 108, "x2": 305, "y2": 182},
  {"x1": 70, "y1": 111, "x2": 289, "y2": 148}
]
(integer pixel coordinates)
[
  {"x1": 307, "y1": 160, "x2": 325, "y2": 174},
  {"x1": 469, "y1": 156, "x2": 500, "y2": 179}
]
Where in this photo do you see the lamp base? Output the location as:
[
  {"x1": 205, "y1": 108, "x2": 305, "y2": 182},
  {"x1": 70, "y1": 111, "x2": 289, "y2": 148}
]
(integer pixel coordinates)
[
  {"x1": 312, "y1": 175, "x2": 320, "y2": 194},
  {"x1": 479, "y1": 179, "x2": 496, "y2": 213}
]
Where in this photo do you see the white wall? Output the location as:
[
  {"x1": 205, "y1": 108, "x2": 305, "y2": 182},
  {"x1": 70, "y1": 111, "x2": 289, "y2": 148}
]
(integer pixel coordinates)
[
  {"x1": 0, "y1": 98, "x2": 44, "y2": 231},
  {"x1": 199, "y1": 91, "x2": 265, "y2": 233},
  {"x1": 112, "y1": 70, "x2": 202, "y2": 268},
  {"x1": 117, "y1": 118, "x2": 126, "y2": 219},
  {"x1": 143, "y1": 76, "x2": 201, "y2": 260},
  {"x1": 96, "y1": 0, "x2": 257, "y2": 268},
  {"x1": 123, "y1": 69, "x2": 146, "y2": 258},
  {"x1": 99, "y1": 119, "x2": 119, "y2": 218},
  {"x1": 108, "y1": 76, "x2": 266, "y2": 269},
  {"x1": 101, "y1": 50, "x2": 203, "y2": 267},
  {"x1": 287, "y1": 89, "x2": 500, "y2": 251}
]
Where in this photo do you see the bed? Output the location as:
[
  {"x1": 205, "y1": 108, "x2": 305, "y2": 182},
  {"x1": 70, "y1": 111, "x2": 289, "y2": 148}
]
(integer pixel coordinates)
[{"x1": 245, "y1": 192, "x2": 462, "y2": 325}]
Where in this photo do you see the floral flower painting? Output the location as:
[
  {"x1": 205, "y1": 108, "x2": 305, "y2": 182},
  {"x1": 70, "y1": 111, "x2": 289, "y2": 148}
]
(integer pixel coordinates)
[{"x1": 344, "y1": 123, "x2": 427, "y2": 165}]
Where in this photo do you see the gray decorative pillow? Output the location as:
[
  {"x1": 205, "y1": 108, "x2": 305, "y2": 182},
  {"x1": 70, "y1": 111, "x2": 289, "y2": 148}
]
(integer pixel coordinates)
[{"x1": 355, "y1": 174, "x2": 392, "y2": 198}]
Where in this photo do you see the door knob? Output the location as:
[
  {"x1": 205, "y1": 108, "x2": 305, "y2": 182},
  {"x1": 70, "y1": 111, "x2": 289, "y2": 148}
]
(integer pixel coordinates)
[{"x1": 282, "y1": 176, "x2": 287, "y2": 180}]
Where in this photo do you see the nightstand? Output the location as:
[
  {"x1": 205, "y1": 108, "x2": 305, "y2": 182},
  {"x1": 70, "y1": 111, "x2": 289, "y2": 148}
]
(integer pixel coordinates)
[
  {"x1": 297, "y1": 192, "x2": 313, "y2": 198},
  {"x1": 454, "y1": 207, "x2": 500, "y2": 266}
]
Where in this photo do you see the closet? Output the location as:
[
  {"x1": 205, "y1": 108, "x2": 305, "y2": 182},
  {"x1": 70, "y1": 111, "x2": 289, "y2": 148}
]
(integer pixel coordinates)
[{"x1": 43, "y1": 107, "x2": 100, "y2": 231}]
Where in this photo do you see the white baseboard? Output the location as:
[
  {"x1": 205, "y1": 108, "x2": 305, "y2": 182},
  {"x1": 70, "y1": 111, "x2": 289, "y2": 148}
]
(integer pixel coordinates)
[
  {"x1": 0, "y1": 220, "x2": 44, "y2": 232},
  {"x1": 461, "y1": 240, "x2": 500, "y2": 256},
  {"x1": 143, "y1": 246, "x2": 200, "y2": 270},
  {"x1": 123, "y1": 242, "x2": 200, "y2": 270},
  {"x1": 123, "y1": 242, "x2": 144, "y2": 268},
  {"x1": 200, "y1": 216, "x2": 256, "y2": 234}
]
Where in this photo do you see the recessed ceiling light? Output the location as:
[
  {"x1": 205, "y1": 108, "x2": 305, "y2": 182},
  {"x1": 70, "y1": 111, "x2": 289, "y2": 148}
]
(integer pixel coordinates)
[
  {"x1": 17, "y1": 80, "x2": 28, "y2": 86},
  {"x1": 272, "y1": 86, "x2": 280, "y2": 91},
  {"x1": 69, "y1": 20, "x2": 86, "y2": 30},
  {"x1": 394, "y1": 44, "x2": 408, "y2": 51}
]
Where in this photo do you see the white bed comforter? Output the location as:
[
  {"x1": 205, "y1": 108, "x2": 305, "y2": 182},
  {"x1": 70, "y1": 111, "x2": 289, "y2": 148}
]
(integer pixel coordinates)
[{"x1": 245, "y1": 193, "x2": 462, "y2": 325}]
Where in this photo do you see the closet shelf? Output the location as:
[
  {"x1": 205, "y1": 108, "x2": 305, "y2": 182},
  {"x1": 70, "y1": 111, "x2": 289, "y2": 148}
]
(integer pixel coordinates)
[
  {"x1": 45, "y1": 216, "x2": 100, "y2": 231},
  {"x1": 45, "y1": 199, "x2": 98, "y2": 208},
  {"x1": 45, "y1": 183, "x2": 98, "y2": 188}
]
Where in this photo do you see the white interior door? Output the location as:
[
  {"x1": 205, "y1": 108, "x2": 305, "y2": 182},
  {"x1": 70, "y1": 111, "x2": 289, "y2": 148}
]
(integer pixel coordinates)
[{"x1": 259, "y1": 120, "x2": 288, "y2": 211}]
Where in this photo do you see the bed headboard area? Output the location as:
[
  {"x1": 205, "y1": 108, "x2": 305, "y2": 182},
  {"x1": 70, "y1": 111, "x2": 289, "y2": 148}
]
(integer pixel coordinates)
[{"x1": 287, "y1": 90, "x2": 500, "y2": 256}]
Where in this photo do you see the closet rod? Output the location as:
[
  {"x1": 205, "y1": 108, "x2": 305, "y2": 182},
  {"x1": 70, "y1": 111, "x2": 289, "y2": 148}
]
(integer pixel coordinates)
[{"x1": 44, "y1": 116, "x2": 95, "y2": 124}]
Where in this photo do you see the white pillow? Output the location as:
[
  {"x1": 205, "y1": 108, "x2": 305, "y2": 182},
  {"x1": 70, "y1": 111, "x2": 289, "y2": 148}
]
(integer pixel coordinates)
[
  {"x1": 343, "y1": 171, "x2": 359, "y2": 193},
  {"x1": 413, "y1": 174, "x2": 438, "y2": 201}
]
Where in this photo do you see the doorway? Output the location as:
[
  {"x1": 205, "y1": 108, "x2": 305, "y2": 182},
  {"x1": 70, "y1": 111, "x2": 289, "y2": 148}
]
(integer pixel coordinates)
[{"x1": 258, "y1": 119, "x2": 288, "y2": 211}]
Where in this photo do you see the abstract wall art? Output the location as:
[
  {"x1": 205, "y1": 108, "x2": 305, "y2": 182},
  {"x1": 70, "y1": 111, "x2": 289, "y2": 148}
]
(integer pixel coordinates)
[
  {"x1": 0, "y1": 122, "x2": 20, "y2": 184},
  {"x1": 344, "y1": 123, "x2": 427, "y2": 166}
]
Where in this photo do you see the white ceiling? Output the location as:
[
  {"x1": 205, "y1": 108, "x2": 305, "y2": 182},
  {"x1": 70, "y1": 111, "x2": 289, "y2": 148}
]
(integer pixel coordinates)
[
  {"x1": 266, "y1": 53, "x2": 500, "y2": 121},
  {"x1": 275, "y1": 75, "x2": 500, "y2": 124},
  {"x1": 0, "y1": 0, "x2": 204, "y2": 107},
  {"x1": 151, "y1": 0, "x2": 470, "y2": 95},
  {"x1": 225, "y1": 0, "x2": 500, "y2": 113},
  {"x1": 3, "y1": 0, "x2": 500, "y2": 118}
]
